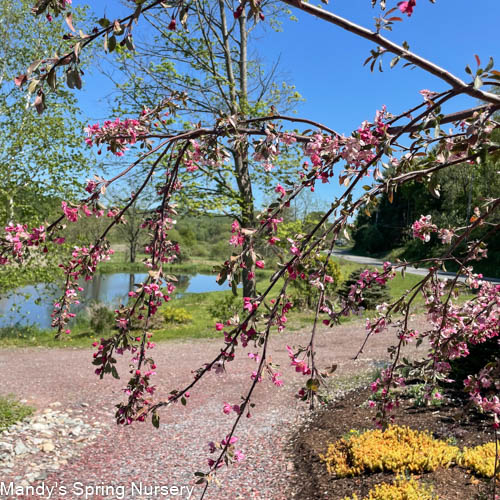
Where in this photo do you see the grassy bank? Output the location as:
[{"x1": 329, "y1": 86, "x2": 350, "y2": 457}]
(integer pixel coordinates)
[{"x1": 0, "y1": 395, "x2": 34, "y2": 430}]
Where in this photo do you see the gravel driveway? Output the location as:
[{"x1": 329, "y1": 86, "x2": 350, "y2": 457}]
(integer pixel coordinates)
[{"x1": 0, "y1": 316, "x2": 429, "y2": 500}]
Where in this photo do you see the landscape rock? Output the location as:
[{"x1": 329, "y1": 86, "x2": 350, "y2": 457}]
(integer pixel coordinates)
[
  {"x1": 14, "y1": 440, "x2": 30, "y2": 455},
  {"x1": 0, "y1": 405, "x2": 106, "y2": 484}
]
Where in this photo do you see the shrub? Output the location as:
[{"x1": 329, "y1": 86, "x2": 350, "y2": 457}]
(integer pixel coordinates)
[
  {"x1": 0, "y1": 395, "x2": 34, "y2": 430},
  {"x1": 163, "y1": 306, "x2": 193, "y2": 324},
  {"x1": 289, "y1": 254, "x2": 342, "y2": 309},
  {"x1": 404, "y1": 383, "x2": 444, "y2": 408},
  {"x1": 319, "y1": 425, "x2": 459, "y2": 477},
  {"x1": 88, "y1": 304, "x2": 115, "y2": 334},
  {"x1": 207, "y1": 293, "x2": 241, "y2": 323},
  {"x1": 447, "y1": 337, "x2": 498, "y2": 391},
  {"x1": 337, "y1": 268, "x2": 391, "y2": 310},
  {"x1": 343, "y1": 475, "x2": 437, "y2": 500}
]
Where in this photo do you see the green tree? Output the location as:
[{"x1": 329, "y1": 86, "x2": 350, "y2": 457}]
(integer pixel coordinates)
[
  {"x1": 107, "y1": 0, "x2": 302, "y2": 296},
  {"x1": 0, "y1": 0, "x2": 90, "y2": 226},
  {"x1": 0, "y1": 0, "x2": 92, "y2": 290}
]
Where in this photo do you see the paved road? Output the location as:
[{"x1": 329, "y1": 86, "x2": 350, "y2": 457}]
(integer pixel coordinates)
[{"x1": 332, "y1": 250, "x2": 500, "y2": 283}]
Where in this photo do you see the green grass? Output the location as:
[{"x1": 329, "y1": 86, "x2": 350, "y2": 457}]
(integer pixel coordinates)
[{"x1": 0, "y1": 395, "x2": 34, "y2": 430}]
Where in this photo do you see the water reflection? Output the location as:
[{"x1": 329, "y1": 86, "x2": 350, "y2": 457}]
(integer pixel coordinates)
[{"x1": 0, "y1": 272, "x2": 231, "y2": 329}]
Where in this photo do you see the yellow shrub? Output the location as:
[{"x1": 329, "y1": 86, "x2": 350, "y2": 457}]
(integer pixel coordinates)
[
  {"x1": 320, "y1": 425, "x2": 459, "y2": 477},
  {"x1": 343, "y1": 475, "x2": 437, "y2": 500},
  {"x1": 460, "y1": 442, "x2": 500, "y2": 479}
]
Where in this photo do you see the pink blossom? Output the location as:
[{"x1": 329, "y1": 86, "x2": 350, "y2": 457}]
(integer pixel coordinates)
[
  {"x1": 397, "y1": 0, "x2": 416, "y2": 16},
  {"x1": 412, "y1": 215, "x2": 437, "y2": 242},
  {"x1": 255, "y1": 260, "x2": 265, "y2": 269},
  {"x1": 231, "y1": 220, "x2": 240, "y2": 233},
  {"x1": 272, "y1": 372, "x2": 283, "y2": 387},
  {"x1": 61, "y1": 202, "x2": 79, "y2": 222},
  {"x1": 275, "y1": 183, "x2": 286, "y2": 197}
]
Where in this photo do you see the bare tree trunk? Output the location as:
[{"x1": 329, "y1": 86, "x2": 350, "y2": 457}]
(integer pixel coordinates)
[{"x1": 129, "y1": 238, "x2": 137, "y2": 263}]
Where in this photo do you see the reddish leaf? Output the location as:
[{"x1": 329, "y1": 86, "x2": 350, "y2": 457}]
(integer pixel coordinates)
[
  {"x1": 34, "y1": 92, "x2": 45, "y2": 115},
  {"x1": 474, "y1": 54, "x2": 481, "y2": 67},
  {"x1": 14, "y1": 74, "x2": 27, "y2": 87}
]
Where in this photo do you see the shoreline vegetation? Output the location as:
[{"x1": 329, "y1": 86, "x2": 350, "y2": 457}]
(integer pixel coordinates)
[{"x1": 0, "y1": 255, "x2": 429, "y2": 349}]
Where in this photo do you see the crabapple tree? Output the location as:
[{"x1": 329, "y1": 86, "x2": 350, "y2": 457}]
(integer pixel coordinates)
[{"x1": 1, "y1": 0, "x2": 499, "y2": 497}]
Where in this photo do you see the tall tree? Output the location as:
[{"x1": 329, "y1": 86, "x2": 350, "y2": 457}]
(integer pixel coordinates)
[
  {"x1": 105, "y1": 0, "x2": 302, "y2": 296},
  {"x1": 0, "y1": 0, "x2": 89, "y2": 227}
]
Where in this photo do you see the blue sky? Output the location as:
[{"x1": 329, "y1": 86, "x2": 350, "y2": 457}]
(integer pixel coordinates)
[{"x1": 73, "y1": 0, "x2": 500, "y2": 205}]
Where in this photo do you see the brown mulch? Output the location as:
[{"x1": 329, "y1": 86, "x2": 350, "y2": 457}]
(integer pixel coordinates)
[{"x1": 289, "y1": 386, "x2": 498, "y2": 500}]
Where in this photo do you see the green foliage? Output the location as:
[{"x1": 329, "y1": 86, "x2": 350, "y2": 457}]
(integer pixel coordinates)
[
  {"x1": 338, "y1": 268, "x2": 391, "y2": 310},
  {"x1": 111, "y1": 1, "x2": 302, "y2": 220},
  {"x1": 163, "y1": 306, "x2": 193, "y2": 324},
  {"x1": 447, "y1": 337, "x2": 498, "y2": 391},
  {"x1": 404, "y1": 383, "x2": 443, "y2": 408},
  {"x1": 207, "y1": 294, "x2": 241, "y2": 323},
  {"x1": 0, "y1": 395, "x2": 34, "y2": 430},
  {"x1": 289, "y1": 255, "x2": 342, "y2": 309},
  {"x1": 352, "y1": 146, "x2": 500, "y2": 276},
  {"x1": 88, "y1": 303, "x2": 115, "y2": 335},
  {"x1": 0, "y1": 0, "x2": 91, "y2": 228}
]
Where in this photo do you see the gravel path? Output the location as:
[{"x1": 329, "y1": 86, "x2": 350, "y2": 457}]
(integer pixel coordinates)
[{"x1": 0, "y1": 317, "x2": 429, "y2": 500}]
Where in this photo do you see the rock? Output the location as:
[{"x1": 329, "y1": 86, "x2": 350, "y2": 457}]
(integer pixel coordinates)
[
  {"x1": 41, "y1": 441, "x2": 55, "y2": 453},
  {"x1": 0, "y1": 441, "x2": 13, "y2": 452},
  {"x1": 80, "y1": 402, "x2": 89, "y2": 408},
  {"x1": 31, "y1": 423, "x2": 48, "y2": 432},
  {"x1": 35, "y1": 470, "x2": 48, "y2": 481},
  {"x1": 14, "y1": 439, "x2": 30, "y2": 455},
  {"x1": 71, "y1": 426, "x2": 81, "y2": 437},
  {"x1": 50, "y1": 402, "x2": 62, "y2": 407}
]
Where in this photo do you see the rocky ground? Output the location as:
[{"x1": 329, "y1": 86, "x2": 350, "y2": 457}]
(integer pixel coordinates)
[{"x1": 0, "y1": 316, "x2": 429, "y2": 500}]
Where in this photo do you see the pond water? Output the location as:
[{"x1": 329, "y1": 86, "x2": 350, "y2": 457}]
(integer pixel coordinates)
[{"x1": 0, "y1": 273, "x2": 232, "y2": 329}]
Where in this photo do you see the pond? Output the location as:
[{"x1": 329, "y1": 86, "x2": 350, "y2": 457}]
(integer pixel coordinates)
[{"x1": 0, "y1": 272, "x2": 233, "y2": 329}]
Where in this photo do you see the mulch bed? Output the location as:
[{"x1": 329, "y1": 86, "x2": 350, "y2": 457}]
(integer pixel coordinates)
[{"x1": 288, "y1": 386, "x2": 497, "y2": 499}]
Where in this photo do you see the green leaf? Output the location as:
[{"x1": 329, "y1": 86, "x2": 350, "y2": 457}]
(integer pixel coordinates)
[
  {"x1": 108, "y1": 35, "x2": 117, "y2": 53},
  {"x1": 98, "y1": 17, "x2": 110, "y2": 27},
  {"x1": 152, "y1": 412, "x2": 160, "y2": 428}
]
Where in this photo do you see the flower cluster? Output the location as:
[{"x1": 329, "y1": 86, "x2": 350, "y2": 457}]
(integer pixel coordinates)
[
  {"x1": 51, "y1": 243, "x2": 115, "y2": 335},
  {"x1": 286, "y1": 345, "x2": 311, "y2": 375},
  {"x1": 463, "y1": 359, "x2": 500, "y2": 426},
  {"x1": 184, "y1": 138, "x2": 230, "y2": 172},
  {"x1": 412, "y1": 214, "x2": 437, "y2": 242},
  {"x1": 84, "y1": 114, "x2": 151, "y2": 156},
  {"x1": 398, "y1": 0, "x2": 416, "y2": 17},
  {"x1": 1, "y1": 223, "x2": 47, "y2": 264},
  {"x1": 207, "y1": 435, "x2": 245, "y2": 469}
]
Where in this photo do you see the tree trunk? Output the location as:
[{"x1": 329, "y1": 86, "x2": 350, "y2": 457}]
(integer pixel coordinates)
[
  {"x1": 234, "y1": 148, "x2": 256, "y2": 298},
  {"x1": 129, "y1": 238, "x2": 137, "y2": 263}
]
